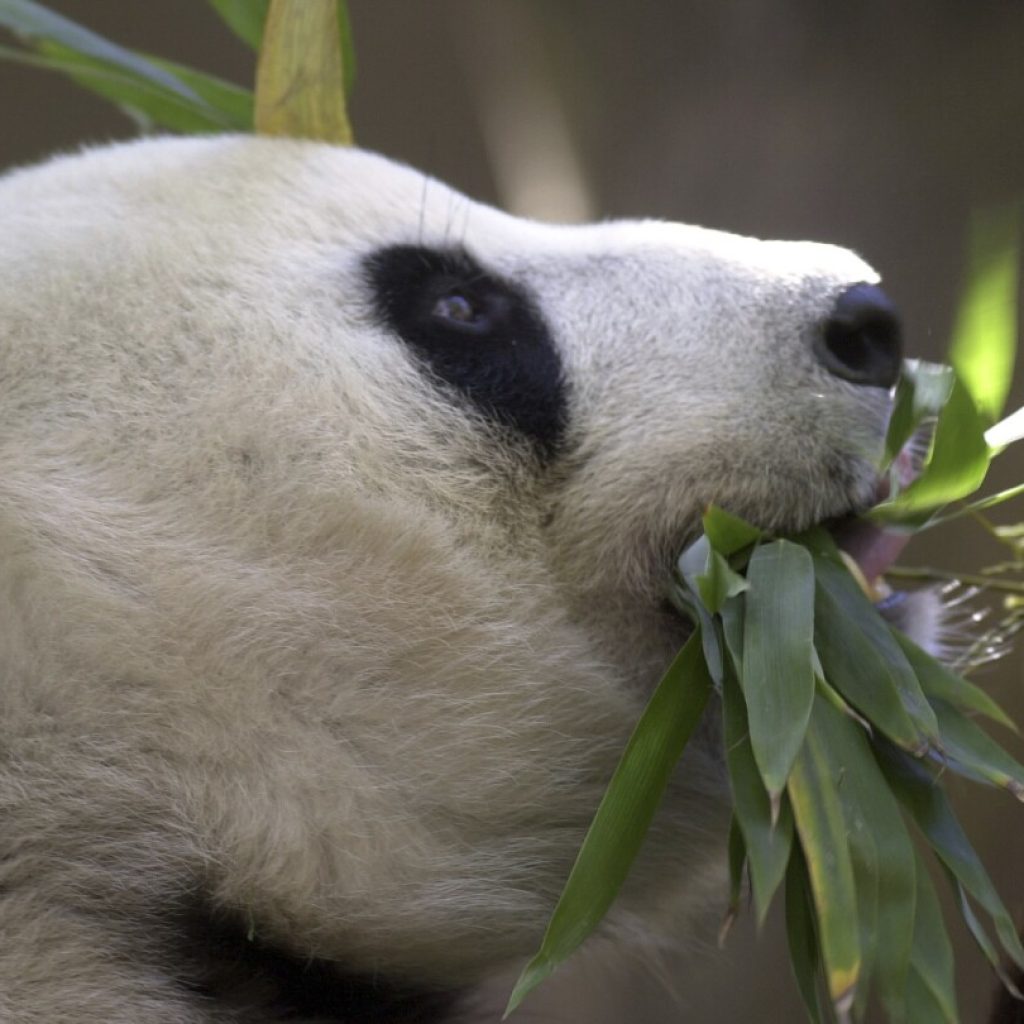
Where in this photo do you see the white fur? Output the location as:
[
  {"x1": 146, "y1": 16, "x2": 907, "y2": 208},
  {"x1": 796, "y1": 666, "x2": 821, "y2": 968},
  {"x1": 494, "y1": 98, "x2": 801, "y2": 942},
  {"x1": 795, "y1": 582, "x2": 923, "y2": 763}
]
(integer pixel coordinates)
[{"x1": 0, "y1": 136, "x2": 896, "y2": 1022}]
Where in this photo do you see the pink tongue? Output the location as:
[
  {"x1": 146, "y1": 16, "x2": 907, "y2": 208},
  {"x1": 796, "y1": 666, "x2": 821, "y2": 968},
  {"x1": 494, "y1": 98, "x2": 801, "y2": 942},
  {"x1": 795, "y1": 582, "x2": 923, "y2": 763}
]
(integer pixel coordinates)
[
  {"x1": 833, "y1": 446, "x2": 917, "y2": 583},
  {"x1": 832, "y1": 518, "x2": 911, "y2": 583}
]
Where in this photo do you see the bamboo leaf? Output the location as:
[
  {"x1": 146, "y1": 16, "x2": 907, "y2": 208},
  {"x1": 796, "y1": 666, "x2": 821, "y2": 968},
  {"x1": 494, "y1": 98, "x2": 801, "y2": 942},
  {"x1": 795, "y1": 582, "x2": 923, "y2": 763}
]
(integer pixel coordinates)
[
  {"x1": 254, "y1": 0, "x2": 353, "y2": 144},
  {"x1": 720, "y1": 594, "x2": 745, "y2": 672},
  {"x1": 722, "y1": 670, "x2": 794, "y2": 925},
  {"x1": 878, "y1": 743, "x2": 1024, "y2": 971},
  {"x1": 926, "y1": 480, "x2": 1024, "y2": 526},
  {"x1": 965, "y1": 479, "x2": 1024, "y2": 511},
  {"x1": 884, "y1": 360, "x2": 954, "y2": 466},
  {"x1": 335, "y1": 0, "x2": 356, "y2": 99},
  {"x1": 812, "y1": 555, "x2": 934, "y2": 753},
  {"x1": 676, "y1": 533, "x2": 710, "y2": 582},
  {"x1": 147, "y1": 54, "x2": 253, "y2": 127},
  {"x1": 505, "y1": 633, "x2": 713, "y2": 1015},
  {"x1": 209, "y1": 0, "x2": 356, "y2": 98},
  {"x1": 786, "y1": 850, "x2": 826, "y2": 1024},
  {"x1": 0, "y1": 42, "x2": 236, "y2": 132},
  {"x1": 872, "y1": 374, "x2": 992, "y2": 521},
  {"x1": 720, "y1": 814, "x2": 746, "y2": 946},
  {"x1": 0, "y1": 0, "x2": 202, "y2": 101},
  {"x1": 810, "y1": 697, "x2": 917, "y2": 1022},
  {"x1": 208, "y1": 0, "x2": 269, "y2": 49},
  {"x1": 950, "y1": 878, "x2": 1024, "y2": 1000},
  {"x1": 949, "y1": 204, "x2": 1019, "y2": 424},
  {"x1": 905, "y1": 856, "x2": 959, "y2": 1024},
  {"x1": 815, "y1": 669, "x2": 872, "y2": 734},
  {"x1": 893, "y1": 630, "x2": 1017, "y2": 732},
  {"x1": 696, "y1": 547, "x2": 749, "y2": 614},
  {"x1": 741, "y1": 540, "x2": 816, "y2": 798},
  {"x1": 812, "y1": 539, "x2": 938, "y2": 738},
  {"x1": 787, "y1": 710, "x2": 861, "y2": 1016},
  {"x1": 929, "y1": 698, "x2": 1024, "y2": 799},
  {"x1": 675, "y1": 535, "x2": 726, "y2": 683},
  {"x1": 698, "y1": 609, "x2": 726, "y2": 687},
  {"x1": 703, "y1": 504, "x2": 764, "y2": 556}
]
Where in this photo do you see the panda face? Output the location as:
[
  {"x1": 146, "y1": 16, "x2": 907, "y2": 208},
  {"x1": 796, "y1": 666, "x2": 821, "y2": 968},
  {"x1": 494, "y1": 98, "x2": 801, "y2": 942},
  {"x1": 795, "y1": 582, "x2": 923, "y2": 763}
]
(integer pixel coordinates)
[
  {"x1": 0, "y1": 136, "x2": 900, "y2": 1021},
  {"x1": 350, "y1": 166, "x2": 894, "y2": 659}
]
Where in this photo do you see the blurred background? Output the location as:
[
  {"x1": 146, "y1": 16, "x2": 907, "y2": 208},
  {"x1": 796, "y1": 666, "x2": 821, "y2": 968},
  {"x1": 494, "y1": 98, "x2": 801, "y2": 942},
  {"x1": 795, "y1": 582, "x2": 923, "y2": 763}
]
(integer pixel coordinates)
[{"x1": 2, "y1": 2, "x2": 1023, "y2": 1021}]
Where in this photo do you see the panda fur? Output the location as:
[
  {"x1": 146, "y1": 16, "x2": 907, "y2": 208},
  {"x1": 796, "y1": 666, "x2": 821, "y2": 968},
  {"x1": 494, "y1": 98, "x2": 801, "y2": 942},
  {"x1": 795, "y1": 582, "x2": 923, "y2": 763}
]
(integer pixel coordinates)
[{"x1": 0, "y1": 135, "x2": 925, "y2": 1023}]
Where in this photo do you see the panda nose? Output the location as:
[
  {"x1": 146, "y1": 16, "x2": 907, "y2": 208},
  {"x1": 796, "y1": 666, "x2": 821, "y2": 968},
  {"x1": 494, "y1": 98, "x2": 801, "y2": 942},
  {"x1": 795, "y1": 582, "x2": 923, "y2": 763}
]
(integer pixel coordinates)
[{"x1": 816, "y1": 283, "x2": 902, "y2": 389}]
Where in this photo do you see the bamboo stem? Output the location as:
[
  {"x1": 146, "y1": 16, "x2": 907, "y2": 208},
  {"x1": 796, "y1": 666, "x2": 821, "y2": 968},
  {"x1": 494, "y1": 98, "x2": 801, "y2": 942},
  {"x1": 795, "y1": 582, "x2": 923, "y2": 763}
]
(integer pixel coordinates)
[{"x1": 887, "y1": 565, "x2": 1024, "y2": 595}]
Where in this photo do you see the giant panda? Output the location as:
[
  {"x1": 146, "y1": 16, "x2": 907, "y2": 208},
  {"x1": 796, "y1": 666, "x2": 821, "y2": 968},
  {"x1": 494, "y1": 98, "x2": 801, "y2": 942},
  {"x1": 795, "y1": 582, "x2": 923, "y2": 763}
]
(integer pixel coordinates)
[{"x1": 0, "y1": 135, "x2": 919, "y2": 1023}]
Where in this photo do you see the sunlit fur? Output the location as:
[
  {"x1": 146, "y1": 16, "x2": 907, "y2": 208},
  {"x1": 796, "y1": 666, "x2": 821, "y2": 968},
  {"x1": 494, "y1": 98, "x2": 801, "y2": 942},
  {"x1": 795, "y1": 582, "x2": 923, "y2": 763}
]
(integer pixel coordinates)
[{"x1": 0, "y1": 137, "x2": 920, "y2": 1022}]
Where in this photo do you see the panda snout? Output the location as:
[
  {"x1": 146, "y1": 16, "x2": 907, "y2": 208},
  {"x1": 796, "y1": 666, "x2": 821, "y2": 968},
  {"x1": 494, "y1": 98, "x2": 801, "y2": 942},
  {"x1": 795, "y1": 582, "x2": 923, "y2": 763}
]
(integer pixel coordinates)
[{"x1": 815, "y1": 282, "x2": 902, "y2": 389}]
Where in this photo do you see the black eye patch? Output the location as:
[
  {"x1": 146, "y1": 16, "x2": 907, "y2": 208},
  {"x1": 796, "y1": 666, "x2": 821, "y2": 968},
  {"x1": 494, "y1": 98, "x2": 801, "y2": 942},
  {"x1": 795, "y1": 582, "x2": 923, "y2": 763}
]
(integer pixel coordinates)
[{"x1": 364, "y1": 245, "x2": 567, "y2": 458}]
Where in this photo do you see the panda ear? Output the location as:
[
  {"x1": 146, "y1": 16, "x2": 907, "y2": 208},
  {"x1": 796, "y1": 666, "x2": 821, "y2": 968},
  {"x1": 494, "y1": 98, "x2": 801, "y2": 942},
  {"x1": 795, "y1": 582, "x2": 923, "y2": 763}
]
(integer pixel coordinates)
[{"x1": 364, "y1": 244, "x2": 569, "y2": 458}]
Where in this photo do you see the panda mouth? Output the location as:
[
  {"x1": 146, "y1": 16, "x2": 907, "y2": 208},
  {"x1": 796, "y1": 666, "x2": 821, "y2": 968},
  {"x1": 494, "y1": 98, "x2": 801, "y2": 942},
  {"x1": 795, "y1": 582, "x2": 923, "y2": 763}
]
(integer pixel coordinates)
[
  {"x1": 831, "y1": 515, "x2": 909, "y2": 600},
  {"x1": 829, "y1": 444, "x2": 918, "y2": 598}
]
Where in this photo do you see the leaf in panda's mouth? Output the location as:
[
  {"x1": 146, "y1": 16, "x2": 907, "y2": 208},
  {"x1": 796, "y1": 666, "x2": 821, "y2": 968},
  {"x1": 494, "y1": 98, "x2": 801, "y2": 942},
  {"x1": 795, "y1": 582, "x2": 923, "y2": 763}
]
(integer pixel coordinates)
[{"x1": 508, "y1": 210, "x2": 1024, "y2": 1022}]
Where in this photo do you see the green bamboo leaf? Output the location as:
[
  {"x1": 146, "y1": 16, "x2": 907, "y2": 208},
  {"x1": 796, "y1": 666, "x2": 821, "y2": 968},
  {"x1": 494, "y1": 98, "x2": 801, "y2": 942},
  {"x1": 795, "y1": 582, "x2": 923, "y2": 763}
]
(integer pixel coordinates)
[
  {"x1": 814, "y1": 668, "x2": 872, "y2": 734},
  {"x1": 803, "y1": 527, "x2": 939, "y2": 738},
  {"x1": 925, "y1": 479, "x2": 1024, "y2": 527},
  {"x1": 38, "y1": 41, "x2": 244, "y2": 130},
  {"x1": 335, "y1": 0, "x2": 356, "y2": 99},
  {"x1": 675, "y1": 535, "x2": 726, "y2": 683},
  {"x1": 964, "y1": 478, "x2": 1024, "y2": 511},
  {"x1": 872, "y1": 373, "x2": 991, "y2": 521},
  {"x1": 696, "y1": 547, "x2": 749, "y2": 613},
  {"x1": 812, "y1": 557, "x2": 934, "y2": 753},
  {"x1": 254, "y1": 0, "x2": 353, "y2": 144},
  {"x1": 0, "y1": 42, "x2": 235, "y2": 133},
  {"x1": 699, "y1": 610, "x2": 726, "y2": 687},
  {"x1": 949, "y1": 204, "x2": 1019, "y2": 424},
  {"x1": 904, "y1": 970, "x2": 953, "y2": 1024},
  {"x1": 208, "y1": 0, "x2": 270, "y2": 49},
  {"x1": 815, "y1": 544, "x2": 939, "y2": 739},
  {"x1": 929, "y1": 698, "x2": 1024, "y2": 798},
  {"x1": 884, "y1": 360, "x2": 954, "y2": 467},
  {"x1": 147, "y1": 54, "x2": 253, "y2": 127},
  {"x1": 893, "y1": 630, "x2": 1017, "y2": 732},
  {"x1": 720, "y1": 814, "x2": 746, "y2": 946},
  {"x1": 505, "y1": 633, "x2": 713, "y2": 1015},
  {"x1": 722, "y1": 670, "x2": 794, "y2": 924},
  {"x1": 810, "y1": 697, "x2": 917, "y2": 1022},
  {"x1": 720, "y1": 594, "x2": 745, "y2": 672},
  {"x1": 905, "y1": 856, "x2": 959, "y2": 1024},
  {"x1": 878, "y1": 743, "x2": 1024, "y2": 971},
  {"x1": 741, "y1": 540, "x2": 816, "y2": 798},
  {"x1": 786, "y1": 850, "x2": 826, "y2": 1024},
  {"x1": 0, "y1": 0, "x2": 202, "y2": 100},
  {"x1": 787, "y1": 713, "x2": 861, "y2": 1016},
  {"x1": 702, "y1": 504, "x2": 763, "y2": 556},
  {"x1": 950, "y1": 877, "x2": 1024, "y2": 1000}
]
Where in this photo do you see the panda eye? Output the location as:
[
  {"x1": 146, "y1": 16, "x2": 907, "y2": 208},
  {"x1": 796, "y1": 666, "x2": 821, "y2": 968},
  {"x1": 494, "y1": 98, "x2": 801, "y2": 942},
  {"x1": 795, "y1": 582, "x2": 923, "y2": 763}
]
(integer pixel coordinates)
[
  {"x1": 431, "y1": 291, "x2": 490, "y2": 331},
  {"x1": 428, "y1": 288, "x2": 510, "y2": 334},
  {"x1": 364, "y1": 244, "x2": 568, "y2": 457}
]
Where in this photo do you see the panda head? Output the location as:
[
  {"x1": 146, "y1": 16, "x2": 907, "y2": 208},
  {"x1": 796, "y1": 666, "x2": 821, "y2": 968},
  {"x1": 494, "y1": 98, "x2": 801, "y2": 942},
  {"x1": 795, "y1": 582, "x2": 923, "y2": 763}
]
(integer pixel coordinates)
[
  {"x1": 0, "y1": 136, "x2": 902, "y2": 1016},
  {"x1": 354, "y1": 143, "x2": 901, "y2": 685}
]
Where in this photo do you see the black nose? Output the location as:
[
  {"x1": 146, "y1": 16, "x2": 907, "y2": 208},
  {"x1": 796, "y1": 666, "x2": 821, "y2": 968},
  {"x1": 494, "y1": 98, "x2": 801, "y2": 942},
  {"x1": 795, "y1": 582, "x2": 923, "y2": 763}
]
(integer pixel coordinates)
[{"x1": 817, "y1": 283, "x2": 902, "y2": 389}]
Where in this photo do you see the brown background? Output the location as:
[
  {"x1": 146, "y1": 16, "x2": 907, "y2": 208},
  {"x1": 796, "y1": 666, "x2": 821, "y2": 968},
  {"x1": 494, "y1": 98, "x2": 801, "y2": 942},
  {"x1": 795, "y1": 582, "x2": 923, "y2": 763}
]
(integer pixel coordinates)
[{"x1": 2, "y1": 2, "x2": 1023, "y2": 1021}]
